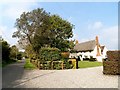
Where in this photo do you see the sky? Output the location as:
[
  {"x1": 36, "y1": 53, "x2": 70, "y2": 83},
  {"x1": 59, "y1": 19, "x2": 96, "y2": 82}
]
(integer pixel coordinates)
[{"x1": 0, "y1": 1, "x2": 118, "y2": 50}]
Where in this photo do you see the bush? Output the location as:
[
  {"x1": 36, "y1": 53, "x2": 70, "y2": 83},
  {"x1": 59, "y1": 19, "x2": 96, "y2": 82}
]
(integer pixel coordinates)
[
  {"x1": 107, "y1": 51, "x2": 120, "y2": 61},
  {"x1": 63, "y1": 59, "x2": 73, "y2": 69},
  {"x1": 103, "y1": 50, "x2": 120, "y2": 75},
  {"x1": 64, "y1": 61, "x2": 73, "y2": 69},
  {"x1": 39, "y1": 47, "x2": 61, "y2": 61},
  {"x1": 103, "y1": 61, "x2": 119, "y2": 75},
  {"x1": 24, "y1": 59, "x2": 37, "y2": 69},
  {"x1": 53, "y1": 61, "x2": 62, "y2": 70}
]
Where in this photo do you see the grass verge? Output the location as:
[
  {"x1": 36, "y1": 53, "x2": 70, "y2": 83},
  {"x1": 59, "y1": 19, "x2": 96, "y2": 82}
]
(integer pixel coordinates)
[
  {"x1": 24, "y1": 59, "x2": 37, "y2": 70},
  {"x1": 78, "y1": 61, "x2": 102, "y2": 68}
]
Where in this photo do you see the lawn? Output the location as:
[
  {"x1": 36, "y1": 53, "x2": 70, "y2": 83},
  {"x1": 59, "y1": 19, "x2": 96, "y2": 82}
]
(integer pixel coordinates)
[
  {"x1": 78, "y1": 61, "x2": 103, "y2": 68},
  {"x1": 24, "y1": 59, "x2": 37, "y2": 70}
]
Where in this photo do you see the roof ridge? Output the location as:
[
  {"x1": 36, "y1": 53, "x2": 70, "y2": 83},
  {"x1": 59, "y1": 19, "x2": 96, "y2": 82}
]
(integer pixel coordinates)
[{"x1": 78, "y1": 39, "x2": 95, "y2": 44}]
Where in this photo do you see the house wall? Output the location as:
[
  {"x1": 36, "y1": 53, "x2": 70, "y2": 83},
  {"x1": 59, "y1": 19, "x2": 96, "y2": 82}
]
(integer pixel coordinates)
[
  {"x1": 91, "y1": 46, "x2": 103, "y2": 62},
  {"x1": 77, "y1": 46, "x2": 102, "y2": 62},
  {"x1": 69, "y1": 53, "x2": 78, "y2": 58},
  {"x1": 91, "y1": 46, "x2": 102, "y2": 58},
  {"x1": 69, "y1": 46, "x2": 106, "y2": 62},
  {"x1": 102, "y1": 47, "x2": 108, "y2": 59}
]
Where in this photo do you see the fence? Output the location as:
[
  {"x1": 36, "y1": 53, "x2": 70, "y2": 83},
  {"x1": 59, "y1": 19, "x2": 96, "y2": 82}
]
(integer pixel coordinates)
[{"x1": 30, "y1": 59, "x2": 77, "y2": 70}]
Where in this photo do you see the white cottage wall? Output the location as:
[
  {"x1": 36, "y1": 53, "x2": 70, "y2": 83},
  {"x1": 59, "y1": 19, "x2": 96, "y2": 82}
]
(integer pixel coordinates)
[{"x1": 102, "y1": 47, "x2": 108, "y2": 59}]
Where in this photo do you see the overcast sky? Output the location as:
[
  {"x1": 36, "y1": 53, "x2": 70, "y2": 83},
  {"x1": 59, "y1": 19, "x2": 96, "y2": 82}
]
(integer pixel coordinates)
[{"x1": 0, "y1": 0, "x2": 118, "y2": 50}]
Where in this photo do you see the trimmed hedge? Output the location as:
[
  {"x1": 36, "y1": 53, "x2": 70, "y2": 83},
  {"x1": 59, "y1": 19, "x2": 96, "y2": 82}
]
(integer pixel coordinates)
[
  {"x1": 103, "y1": 50, "x2": 120, "y2": 75},
  {"x1": 107, "y1": 51, "x2": 120, "y2": 61},
  {"x1": 103, "y1": 61, "x2": 119, "y2": 75},
  {"x1": 39, "y1": 47, "x2": 61, "y2": 61}
]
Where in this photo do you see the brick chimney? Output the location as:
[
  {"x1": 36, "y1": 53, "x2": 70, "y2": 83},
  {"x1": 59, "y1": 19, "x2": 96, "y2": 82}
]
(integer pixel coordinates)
[{"x1": 96, "y1": 36, "x2": 100, "y2": 56}]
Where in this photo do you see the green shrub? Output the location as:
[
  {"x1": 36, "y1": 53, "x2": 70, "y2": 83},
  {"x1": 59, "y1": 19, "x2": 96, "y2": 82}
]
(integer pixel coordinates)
[
  {"x1": 53, "y1": 61, "x2": 63, "y2": 70},
  {"x1": 24, "y1": 59, "x2": 37, "y2": 69},
  {"x1": 39, "y1": 47, "x2": 61, "y2": 61},
  {"x1": 64, "y1": 60, "x2": 73, "y2": 69}
]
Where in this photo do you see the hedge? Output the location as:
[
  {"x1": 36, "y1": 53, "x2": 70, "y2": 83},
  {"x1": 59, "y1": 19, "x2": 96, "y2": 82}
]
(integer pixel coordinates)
[
  {"x1": 103, "y1": 61, "x2": 119, "y2": 75},
  {"x1": 39, "y1": 47, "x2": 61, "y2": 61},
  {"x1": 107, "y1": 51, "x2": 120, "y2": 61},
  {"x1": 103, "y1": 50, "x2": 120, "y2": 75}
]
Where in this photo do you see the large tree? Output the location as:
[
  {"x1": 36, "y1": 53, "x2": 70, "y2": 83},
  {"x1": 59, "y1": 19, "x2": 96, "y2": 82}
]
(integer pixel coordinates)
[
  {"x1": 13, "y1": 8, "x2": 50, "y2": 47},
  {"x1": 10, "y1": 45, "x2": 19, "y2": 59},
  {"x1": 13, "y1": 8, "x2": 74, "y2": 53}
]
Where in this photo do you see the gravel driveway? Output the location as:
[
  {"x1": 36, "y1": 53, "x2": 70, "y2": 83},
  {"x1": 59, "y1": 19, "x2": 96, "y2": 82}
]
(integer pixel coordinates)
[{"x1": 3, "y1": 61, "x2": 118, "y2": 88}]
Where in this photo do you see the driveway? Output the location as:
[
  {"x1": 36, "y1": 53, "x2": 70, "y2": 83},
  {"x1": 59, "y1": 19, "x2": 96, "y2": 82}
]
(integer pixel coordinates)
[{"x1": 2, "y1": 61, "x2": 118, "y2": 88}]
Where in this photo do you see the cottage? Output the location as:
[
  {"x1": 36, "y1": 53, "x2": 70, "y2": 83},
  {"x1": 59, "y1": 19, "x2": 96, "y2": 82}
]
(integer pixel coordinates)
[{"x1": 69, "y1": 36, "x2": 108, "y2": 62}]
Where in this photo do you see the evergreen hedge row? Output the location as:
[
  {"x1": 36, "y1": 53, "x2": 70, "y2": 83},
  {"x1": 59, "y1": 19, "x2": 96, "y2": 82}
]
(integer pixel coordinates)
[{"x1": 103, "y1": 50, "x2": 120, "y2": 75}]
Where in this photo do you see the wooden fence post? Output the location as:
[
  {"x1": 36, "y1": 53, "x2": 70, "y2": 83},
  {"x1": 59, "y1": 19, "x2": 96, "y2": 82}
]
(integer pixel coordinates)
[
  {"x1": 62, "y1": 61, "x2": 63, "y2": 70},
  {"x1": 51, "y1": 61, "x2": 53, "y2": 70}
]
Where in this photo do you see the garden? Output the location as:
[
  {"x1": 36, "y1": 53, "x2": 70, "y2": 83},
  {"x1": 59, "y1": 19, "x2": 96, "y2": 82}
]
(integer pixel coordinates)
[
  {"x1": 23, "y1": 46, "x2": 102, "y2": 70},
  {"x1": 26, "y1": 47, "x2": 76, "y2": 70}
]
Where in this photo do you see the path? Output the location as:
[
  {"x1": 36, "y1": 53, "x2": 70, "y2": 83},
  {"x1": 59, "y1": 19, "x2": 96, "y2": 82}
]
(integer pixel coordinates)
[
  {"x1": 2, "y1": 61, "x2": 118, "y2": 88},
  {"x1": 2, "y1": 60, "x2": 25, "y2": 88},
  {"x1": 18, "y1": 66, "x2": 118, "y2": 88}
]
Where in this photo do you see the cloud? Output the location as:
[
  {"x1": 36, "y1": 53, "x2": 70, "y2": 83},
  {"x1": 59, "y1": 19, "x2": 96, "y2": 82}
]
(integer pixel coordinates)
[
  {"x1": 1, "y1": 24, "x2": 18, "y2": 46},
  {"x1": 0, "y1": 1, "x2": 38, "y2": 46},
  {"x1": 87, "y1": 21, "x2": 118, "y2": 50},
  {"x1": 75, "y1": 24, "x2": 118, "y2": 50},
  {"x1": 98, "y1": 26, "x2": 118, "y2": 50},
  {"x1": 88, "y1": 21, "x2": 103, "y2": 30},
  {"x1": 1, "y1": 2, "x2": 38, "y2": 20}
]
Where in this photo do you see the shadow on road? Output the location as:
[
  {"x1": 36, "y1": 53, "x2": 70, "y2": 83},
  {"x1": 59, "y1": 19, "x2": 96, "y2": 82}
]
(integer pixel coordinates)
[{"x1": 2, "y1": 60, "x2": 25, "y2": 88}]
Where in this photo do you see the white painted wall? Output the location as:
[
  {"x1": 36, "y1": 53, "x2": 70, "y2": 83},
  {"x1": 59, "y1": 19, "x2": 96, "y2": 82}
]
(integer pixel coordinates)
[
  {"x1": 69, "y1": 53, "x2": 78, "y2": 58},
  {"x1": 101, "y1": 47, "x2": 108, "y2": 59},
  {"x1": 96, "y1": 56, "x2": 103, "y2": 62},
  {"x1": 90, "y1": 46, "x2": 101, "y2": 58},
  {"x1": 69, "y1": 45, "x2": 107, "y2": 62}
]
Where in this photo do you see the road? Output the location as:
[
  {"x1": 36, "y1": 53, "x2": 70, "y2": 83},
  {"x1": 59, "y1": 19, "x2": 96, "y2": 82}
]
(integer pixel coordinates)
[
  {"x1": 2, "y1": 61, "x2": 118, "y2": 88},
  {"x1": 2, "y1": 60, "x2": 25, "y2": 88}
]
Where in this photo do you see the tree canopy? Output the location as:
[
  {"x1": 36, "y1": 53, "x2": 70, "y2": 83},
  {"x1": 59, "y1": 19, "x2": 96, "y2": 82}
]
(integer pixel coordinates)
[
  {"x1": 10, "y1": 45, "x2": 19, "y2": 59},
  {"x1": 1, "y1": 38, "x2": 11, "y2": 63},
  {"x1": 13, "y1": 8, "x2": 74, "y2": 54}
]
